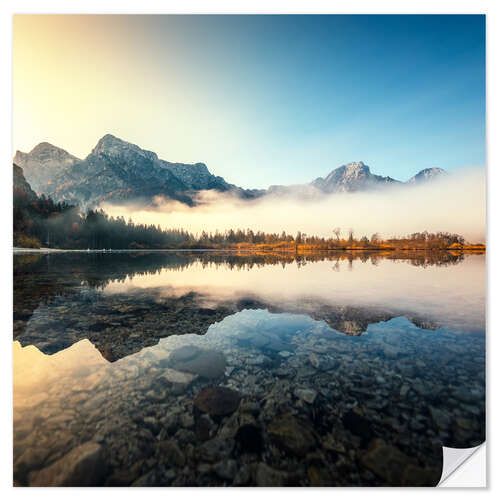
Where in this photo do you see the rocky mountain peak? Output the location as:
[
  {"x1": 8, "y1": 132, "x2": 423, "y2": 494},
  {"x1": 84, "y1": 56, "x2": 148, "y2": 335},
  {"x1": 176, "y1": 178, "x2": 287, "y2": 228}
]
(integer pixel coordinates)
[
  {"x1": 344, "y1": 161, "x2": 369, "y2": 172},
  {"x1": 13, "y1": 143, "x2": 80, "y2": 195},
  {"x1": 326, "y1": 161, "x2": 371, "y2": 181},
  {"x1": 90, "y1": 134, "x2": 158, "y2": 162},
  {"x1": 30, "y1": 142, "x2": 59, "y2": 154},
  {"x1": 408, "y1": 168, "x2": 447, "y2": 184},
  {"x1": 311, "y1": 161, "x2": 397, "y2": 194},
  {"x1": 16, "y1": 142, "x2": 80, "y2": 164}
]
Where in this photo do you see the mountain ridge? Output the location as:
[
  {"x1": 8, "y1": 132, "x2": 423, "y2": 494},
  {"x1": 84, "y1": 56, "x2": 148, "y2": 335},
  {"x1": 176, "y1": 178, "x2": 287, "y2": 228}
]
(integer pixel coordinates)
[{"x1": 14, "y1": 134, "x2": 447, "y2": 209}]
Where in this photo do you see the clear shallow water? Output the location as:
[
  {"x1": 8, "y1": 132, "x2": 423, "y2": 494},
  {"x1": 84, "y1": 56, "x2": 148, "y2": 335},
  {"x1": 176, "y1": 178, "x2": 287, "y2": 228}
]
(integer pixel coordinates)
[{"x1": 13, "y1": 251, "x2": 485, "y2": 486}]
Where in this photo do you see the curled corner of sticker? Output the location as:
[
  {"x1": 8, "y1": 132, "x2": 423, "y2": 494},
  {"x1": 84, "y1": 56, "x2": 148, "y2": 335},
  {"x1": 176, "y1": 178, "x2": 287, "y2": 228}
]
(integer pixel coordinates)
[{"x1": 438, "y1": 443, "x2": 486, "y2": 487}]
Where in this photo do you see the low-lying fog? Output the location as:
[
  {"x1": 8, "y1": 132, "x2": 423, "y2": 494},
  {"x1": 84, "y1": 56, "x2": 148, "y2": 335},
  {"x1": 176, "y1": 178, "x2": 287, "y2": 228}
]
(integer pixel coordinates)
[{"x1": 102, "y1": 167, "x2": 486, "y2": 242}]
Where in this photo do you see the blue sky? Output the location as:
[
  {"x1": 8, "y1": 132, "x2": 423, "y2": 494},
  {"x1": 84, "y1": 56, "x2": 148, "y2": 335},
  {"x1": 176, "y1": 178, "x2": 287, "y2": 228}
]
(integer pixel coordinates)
[{"x1": 15, "y1": 15, "x2": 485, "y2": 188}]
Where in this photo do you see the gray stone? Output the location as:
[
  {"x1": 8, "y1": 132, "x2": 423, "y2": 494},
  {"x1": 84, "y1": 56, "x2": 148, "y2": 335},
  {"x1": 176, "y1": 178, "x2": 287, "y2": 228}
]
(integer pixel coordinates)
[
  {"x1": 399, "y1": 384, "x2": 410, "y2": 398},
  {"x1": 309, "y1": 353, "x2": 321, "y2": 369},
  {"x1": 169, "y1": 345, "x2": 199, "y2": 363},
  {"x1": 218, "y1": 413, "x2": 240, "y2": 439},
  {"x1": 161, "y1": 368, "x2": 198, "y2": 385},
  {"x1": 170, "y1": 346, "x2": 226, "y2": 379},
  {"x1": 294, "y1": 388, "x2": 318, "y2": 404}
]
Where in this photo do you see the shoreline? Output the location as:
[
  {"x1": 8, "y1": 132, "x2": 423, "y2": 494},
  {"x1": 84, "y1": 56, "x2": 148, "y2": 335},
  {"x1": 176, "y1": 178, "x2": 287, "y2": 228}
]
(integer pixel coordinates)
[{"x1": 13, "y1": 246, "x2": 486, "y2": 255}]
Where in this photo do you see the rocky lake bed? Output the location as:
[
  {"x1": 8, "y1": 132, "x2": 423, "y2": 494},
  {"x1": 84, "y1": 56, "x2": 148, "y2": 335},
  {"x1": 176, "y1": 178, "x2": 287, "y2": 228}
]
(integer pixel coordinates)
[{"x1": 13, "y1": 252, "x2": 485, "y2": 486}]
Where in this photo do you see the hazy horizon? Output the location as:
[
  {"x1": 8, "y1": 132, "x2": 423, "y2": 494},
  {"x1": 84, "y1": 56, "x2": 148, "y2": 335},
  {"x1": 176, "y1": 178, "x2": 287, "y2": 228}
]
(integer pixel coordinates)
[{"x1": 102, "y1": 166, "x2": 486, "y2": 242}]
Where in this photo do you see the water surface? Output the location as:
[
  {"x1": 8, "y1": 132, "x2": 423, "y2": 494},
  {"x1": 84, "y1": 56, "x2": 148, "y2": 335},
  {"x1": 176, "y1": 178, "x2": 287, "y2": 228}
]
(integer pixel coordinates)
[{"x1": 13, "y1": 251, "x2": 485, "y2": 486}]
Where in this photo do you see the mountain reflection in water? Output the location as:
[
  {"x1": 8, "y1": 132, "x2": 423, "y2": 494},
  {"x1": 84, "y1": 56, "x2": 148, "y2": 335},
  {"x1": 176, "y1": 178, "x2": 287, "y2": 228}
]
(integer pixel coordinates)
[{"x1": 13, "y1": 251, "x2": 485, "y2": 486}]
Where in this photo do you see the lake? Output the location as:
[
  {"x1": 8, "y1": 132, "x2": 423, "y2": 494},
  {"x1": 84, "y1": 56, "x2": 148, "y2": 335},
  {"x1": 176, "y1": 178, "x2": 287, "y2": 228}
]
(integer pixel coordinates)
[{"x1": 13, "y1": 250, "x2": 486, "y2": 486}]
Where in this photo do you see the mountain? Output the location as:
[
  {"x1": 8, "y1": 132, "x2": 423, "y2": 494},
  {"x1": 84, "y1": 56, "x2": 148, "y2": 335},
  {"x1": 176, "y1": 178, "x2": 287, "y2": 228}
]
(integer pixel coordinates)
[
  {"x1": 311, "y1": 161, "x2": 400, "y2": 193},
  {"x1": 14, "y1": 134, "x2": 261, "y2": 209},
  {"x1": 268, "y1": 161, "x2": 400, "y2": 197},
  {"x1": 89, "y1": 134, "x2": 234, "y2": 193},
  {"x1": 269, "y1": 162, "x2": 449, "y2": 198},
  {"x1": 14, "y1": 135, "x2": 447, "y2": 209},
  {"x1": 407, "y1": 167, "x2": 447, "y2": 184},
  {"x1": 14, "y1": 143, "x2": 80, "y2": 195}
]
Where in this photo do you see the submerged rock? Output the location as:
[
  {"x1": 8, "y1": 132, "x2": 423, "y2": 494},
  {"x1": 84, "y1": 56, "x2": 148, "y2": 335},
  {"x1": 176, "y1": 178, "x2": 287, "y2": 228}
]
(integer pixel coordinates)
[
  {"x1": 213, "y1": 459, "x2": 238, "y2": 481},
  {"x1": 157, "y1": 440, "x2": 185, "y2": 467},
  {"x1": 15, "y1": 446, "x2": 51, "y2": 475},
  {"x1": 161, "y1": 368, "x2": 198, "y2": 385},
  {"x1": 193, "y1": 387, "x2": 241, "y2": 417},
  {"x1": 358, "y1": 439, "x2": 438, "y2": 486},
  {"x1": 169, "y1": 346, "x2": 226, "y2": 379},
  {"x1": 29, "y1": 442, "x2": 105, "y2": 486},
  {"x1": 267, "y1": 414, "x2": 316, "y2": 457},
  {"x1": 198, "y1": 438, "x2": 235, "y2": 463},
  {"x1": 429, "y1": 406, "x2": 451, "y2": 431},
  {"x1": 294, "y1": 388, "x2": 317, "y2": 404},
  {"x1": 359, "y1": 439, "x2": 407, "y2": 484}
]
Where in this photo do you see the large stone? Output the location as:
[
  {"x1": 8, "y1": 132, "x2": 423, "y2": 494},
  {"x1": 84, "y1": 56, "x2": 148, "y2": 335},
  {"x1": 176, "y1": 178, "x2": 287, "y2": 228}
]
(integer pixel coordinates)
[
  {"x1": 267, "y1": 414, "x2": 316, "y2": 457},
  {"x1": 359, "y1": 439, "x2": 413, "y2": 485},
  {"x1": 29, "y1": 442, "x2": 105, "y2": 486},
  {"x1": 193, "y1": 387, "x2": 241, "y2": 417},
  {"x1": 169, "y1": 346, "x2": 226, "y2": 379}
]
